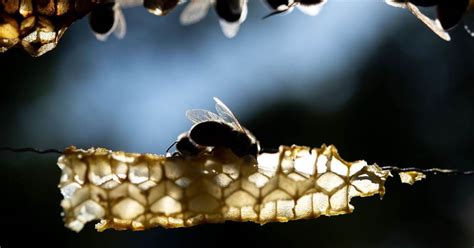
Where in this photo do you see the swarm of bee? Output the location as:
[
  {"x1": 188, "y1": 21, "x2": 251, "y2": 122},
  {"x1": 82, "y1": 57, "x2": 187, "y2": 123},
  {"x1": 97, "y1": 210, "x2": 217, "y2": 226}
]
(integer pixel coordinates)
[{"x1": 0, "y1": 0, "x2": 472, "y2": 56}]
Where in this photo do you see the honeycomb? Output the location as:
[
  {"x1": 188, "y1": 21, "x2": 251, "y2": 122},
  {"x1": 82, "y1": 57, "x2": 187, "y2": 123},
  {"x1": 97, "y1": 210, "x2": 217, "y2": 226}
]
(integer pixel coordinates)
[
  {"x1": 0, "y1": 0, "x2": 93, "y2": 56},
  {"x1": 58, "y1": 144, "x2": 391, "y2": 232}
]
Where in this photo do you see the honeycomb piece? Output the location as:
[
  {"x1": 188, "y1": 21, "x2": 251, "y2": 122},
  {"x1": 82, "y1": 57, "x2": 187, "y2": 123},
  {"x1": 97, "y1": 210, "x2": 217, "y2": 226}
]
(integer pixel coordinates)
[
  {"x1": 58, "y1": 144, "x2": 391, "y2": 232},
  {"x1": 399, "y1": 171, "x2": 426, "y2": 185},
  {"x1": 0, "y1": 0, "x2": 19, "y2": 14},
  {"x1": 20, "y1": 15, "x2": 64, "y2": 57},
  {"x1": 0, "y1": 13, "x2": 19, "y2": 52},
  {"x1": 0, "y1": 0, "x2": 95, "y2": 55}
]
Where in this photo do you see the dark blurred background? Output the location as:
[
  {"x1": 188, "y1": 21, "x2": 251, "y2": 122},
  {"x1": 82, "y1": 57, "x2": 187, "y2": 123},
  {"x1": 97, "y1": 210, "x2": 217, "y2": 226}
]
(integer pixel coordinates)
[{"x1": 0, "y1": 1, "x2": 473, "y2": 247}]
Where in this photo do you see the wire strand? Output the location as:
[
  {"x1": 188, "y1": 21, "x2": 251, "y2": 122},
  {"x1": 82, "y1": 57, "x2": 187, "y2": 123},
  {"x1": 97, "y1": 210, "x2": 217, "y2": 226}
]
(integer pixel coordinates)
[
  {"x1": 381, "y1": 166, "x2": 474, "y2": 176},
  {"x1": 0, "y1": 147, "x2": 63, "y2": 155},
  {"x1": 0, "y1": 146, "x2": 473, "y2": 176}
]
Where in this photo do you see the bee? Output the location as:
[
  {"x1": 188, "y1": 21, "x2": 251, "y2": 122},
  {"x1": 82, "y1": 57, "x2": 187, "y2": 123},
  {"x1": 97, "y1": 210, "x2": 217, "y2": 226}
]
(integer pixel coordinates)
[
  {"x1": 386, "y1": 0, "x2": 472, "y2": 41},
  {"x1": 89, "y1": 0, "x2": 144, "y2": 41},
  {"x1": 215, "y1": 0, "x2": 248, "y2": 38},
  {"x1": 180, "y1": 0, "x2": 248, "y2": 38},
  {"x1": 89, "y1": 1, "x2": 126, "y2": 41},
  {"x1": 173, "y1": 97, "x2": 260, "y2": 159},
  {"x1": 263, "y1": 0, "x2": 327, "y2": 18}
]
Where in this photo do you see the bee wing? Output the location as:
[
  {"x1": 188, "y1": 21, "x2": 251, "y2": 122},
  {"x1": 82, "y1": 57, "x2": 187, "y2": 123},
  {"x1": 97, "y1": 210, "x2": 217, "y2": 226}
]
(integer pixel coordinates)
[
  {"x1": 219, "y1": 20, "x2": 241, "y2": 38},
  {"x1": 213, "y1": 97, "x2": 245, "y2": 131},
  {"x1": 406, "y1": 2, "x2": 451, "y2": 41},
  {"x1": 116, "y1": 0, "x2": 144, "y2": 8},
  {"x1": 384, "y1": 0, "x2": 406, "y2": 8},
  {"x1": 240, "y1": 0, "x2": 248, "y2": 22},
  {"x1": 297, "y1": 0, "x2": 326, "y2": 16},
  {"x1": 180, "y1": 0, "x2": 211, "y2": 25},
  {"x1": 186, "y1": 109, "x2": 221, "y2": 124},
  {"x1": 113, "y1": 5, "x2": 127, "y2": 39}
]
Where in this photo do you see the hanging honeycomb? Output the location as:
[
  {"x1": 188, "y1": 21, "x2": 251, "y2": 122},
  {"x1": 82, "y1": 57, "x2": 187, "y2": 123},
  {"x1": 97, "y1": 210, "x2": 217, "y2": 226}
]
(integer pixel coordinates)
[
  {"x1": 0, "y1": 0, "x2": 94, "y2": 56},
  {"x1": 58, "y1": 144, "x2": 392, "y2": 232}
]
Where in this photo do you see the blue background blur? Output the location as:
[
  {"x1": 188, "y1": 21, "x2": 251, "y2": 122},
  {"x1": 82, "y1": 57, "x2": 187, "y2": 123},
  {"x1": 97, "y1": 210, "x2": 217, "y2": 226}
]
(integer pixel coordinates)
[{"x1": 0, "y1": 1, "x2": 473, "y2": 247}]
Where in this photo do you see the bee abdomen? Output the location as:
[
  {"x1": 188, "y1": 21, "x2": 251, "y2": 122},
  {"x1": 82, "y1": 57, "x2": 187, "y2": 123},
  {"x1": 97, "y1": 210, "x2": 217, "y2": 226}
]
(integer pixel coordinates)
[
  {"x1": 437, "y1": 0, "x2": 470, "y2": 30},
  {"x1": 215, "y1": 0, "x2": 243, "y2": 22}
]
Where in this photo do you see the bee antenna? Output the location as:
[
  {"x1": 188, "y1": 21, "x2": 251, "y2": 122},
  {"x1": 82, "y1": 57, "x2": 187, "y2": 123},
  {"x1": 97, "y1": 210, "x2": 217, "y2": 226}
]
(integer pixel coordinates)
[
  {"x1": 262, "y1": 10, "x2": 285, "y2": 19},
  {"x1": 0, "y1": 147, "x2": 63, "y2": 155},
  {"x1": 262, "y1": 2, "x2": 297, "y2": 19},
  {"x1": 165, "y1": 141, "x2": 178, "y2": 154}
]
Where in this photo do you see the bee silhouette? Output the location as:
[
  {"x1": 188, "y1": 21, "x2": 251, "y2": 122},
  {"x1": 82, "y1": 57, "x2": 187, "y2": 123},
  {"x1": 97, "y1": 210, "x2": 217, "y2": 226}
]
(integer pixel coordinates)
[
  {"x1": 171, "y1": 97, "x2": 260, "y2": 159},
  {"x1": 386, "y1": 0, "x2": 472, "y2": 41},
  {"x1": 89, "y1": 0, "x2": 149, "y2": 41}
]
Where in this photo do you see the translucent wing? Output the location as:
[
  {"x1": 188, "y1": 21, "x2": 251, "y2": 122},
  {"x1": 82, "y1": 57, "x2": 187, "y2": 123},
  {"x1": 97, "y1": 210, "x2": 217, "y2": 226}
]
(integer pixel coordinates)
[
  {"x1": 406, "y1": 2, "x2": 451, "y2": 41},
  {"x1": 113, "y1": 6, "x2": 127, "y2": 39},
  {"x1": 219, "y1": 20, "x2": 241, "y2": 38},
  {"x1": 117, "y1": 0, "x2": 144, "y2": 8},
  {"x1": 180, "y1": 0, "x2": 211, "y2": 25},
  {"x1": 213, "y1": 97, "x2": 244, "y2": 131},
  {"x1": 186, "y1": 109, "x2": 221, "y2": 124},
  {"x1": 240, "y1": 0, "x2": 248, "y2": 22},
  {"x1": 385, "y1": 0, "x2": 406, "y2": 8}
]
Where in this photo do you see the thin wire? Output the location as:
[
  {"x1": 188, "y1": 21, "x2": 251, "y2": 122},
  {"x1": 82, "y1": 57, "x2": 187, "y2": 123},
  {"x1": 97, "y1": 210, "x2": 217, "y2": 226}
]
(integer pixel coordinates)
[
  {"x1": 381, "y1": 166, "x2": 474, "y2": 176},
  {"x1": 0, "y1": 147, "x2": 63, "y2": 155},
  {"x1": 0, "y1": 146, "x2": 473, "y2": 176},
  {"x1": 259, "y1": 147, "x2": 279, "y2": 154}
]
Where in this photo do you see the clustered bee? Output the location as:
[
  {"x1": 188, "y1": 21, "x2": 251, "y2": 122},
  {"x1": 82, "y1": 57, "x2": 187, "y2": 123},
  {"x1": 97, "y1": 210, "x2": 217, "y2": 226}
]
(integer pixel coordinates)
[
  {"x1": 386, "y1": 0, "x2": 473, "y2": 41},
  {"x1": 2, "y1": 0, "x2": 474, "y2": 56},
  {"x1": 170, "y1": 97, "x2": 260, "y2": 159},
  {"x1": 88, "y1": 0, "x2": 183, "y2": 41}
]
